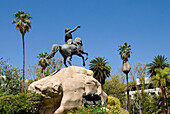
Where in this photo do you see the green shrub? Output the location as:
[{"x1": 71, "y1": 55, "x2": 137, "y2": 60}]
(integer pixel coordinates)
[
  {"x1": 107, "y1": 96, "x2": 128, "y2": 114},
  {"x1": 0, "y1": 92, "x2": 42, "y2": 114}
]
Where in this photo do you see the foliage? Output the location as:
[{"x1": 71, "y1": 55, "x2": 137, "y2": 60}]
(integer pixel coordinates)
[
  {"x1": 89, "y1": 57, "x2": 111, "y2": 86},
  {"x1": 118, "y1": 42, "x2": 131, "y2": 60},
  {"x1": 103, "y1": 74, "x2": 126, "y2": 96},
  {"x1": 147, "y1": 55, "x2": 170, "y2": 77},
  {"x1": 0, "y1": 58, "x2": 22, "y2": 96},
  {"x1": 68, "y1": 105, "x2": 111, "y2": 114},
  {"x1": 26, "y1": 58, "x2": 63, "y2": 80},
  {"x1": 37, "y1": 52, "x2": 51, "y2": 79},
  {"x1": 151, "y1": 67, "x2": 170, "y2": 113},
  {"x1": 45, "y1": 58, "x2": 63, "y2": 76},
  {"x1": 131, "y1": 92, "x2": 161, "y2": 114},
  {"x1": 107, "y1": 96, "x2": 128, "y2": 114},
  {"x1": 147, "y1": 55, "x2": 170, "y2": 113},
  {"x1": 103, "y1": 74, "x2": 126, "y2": 108},
  {"x1": 12, "y1": 11, "x2": 32, "y2": 35},
  {"x1": 37, "y1": 52, "x2": 51, "y2": 73},
  {"x1": 133, "y1": 62, "x2": 147, "y2": 87},
  {"x1": 0, "y1": 92, "x2": 42, "y2": 114},
  {"x1": 131, "y1": 62, "x2": 165, "y2": 113},
  {"x1": 133, "y1": 62, "x2": 148, "y2": 95},
  {"x1": 26, "y1": 63, "x2": 40, "y2": 80},
  {"x1": 151, "y1": 67, "x2": 170, "y2": 88}
]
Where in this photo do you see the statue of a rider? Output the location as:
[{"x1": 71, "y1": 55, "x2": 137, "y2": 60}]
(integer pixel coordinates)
[
  {"x1": 65, "y1": 26, "x2": 82, "y2": 54},
  {"x1": 46, "y1": 25, "x2": 88, "y2": 67},
  {"x1": 65, "y1": 25, "x2": 80, "y2": 44}
]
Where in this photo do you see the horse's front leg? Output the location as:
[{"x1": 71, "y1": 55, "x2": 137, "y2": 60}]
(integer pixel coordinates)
[
  {"x1": 81, "y1": 51, "x2": 88, "y2": 61},
  {"x1": 77, "y1": 54, "x2": 85, "y2": 66}
]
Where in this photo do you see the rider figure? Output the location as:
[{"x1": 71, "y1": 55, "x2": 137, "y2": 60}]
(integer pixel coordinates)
[{"x1": 65, "y1": 25, "x2": 80, "y2": 44}]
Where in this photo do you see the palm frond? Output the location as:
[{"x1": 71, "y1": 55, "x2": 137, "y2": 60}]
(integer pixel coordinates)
[
  {"x1": 118, "y1": 42, "x2": 131, "y2": 60},
  {"x1": 12, "y1": 11, "x2": 32, "y2": 35},
  {"x1": 89, "y1": 56, "x2": 111, "y2": 86}
]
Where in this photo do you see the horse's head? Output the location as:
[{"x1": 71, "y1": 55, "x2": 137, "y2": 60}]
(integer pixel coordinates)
[{"x1": 74, "y1": 37, "x2": 83, "y2": 46}]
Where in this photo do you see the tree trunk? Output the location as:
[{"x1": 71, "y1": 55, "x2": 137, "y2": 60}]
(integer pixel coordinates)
[
  {"x1": 122, "y1": 60, "x2": 131, "y2": 113},
  {"x1": 22, "y1": 34, "x2": 25, "y2": 93},
  {"x1": 40, "y1": 68, "x2": 44, "y2": 79},
  {"x1": 164, "y1": 87, "x2": 169, "y2": 114},
  {"x1": 122, "y1": 60, "x2": 131, "y2": 73},
  {"x1": 126, "y1": 73, "x2": 131, "y2": 114},
  {"x1": 160, "y1": 86, "x2": 166, "y2": 114}
]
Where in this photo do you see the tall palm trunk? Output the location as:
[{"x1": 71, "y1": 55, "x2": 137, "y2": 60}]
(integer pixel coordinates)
[
  {"x1": 160, "y1": 86, "x2": 166, "y2": 114},
  {"x1": 22, "y1": 34, "x2": 25, "y2": 93},
  {"x1": 126, "y1": 73, "x2": 131, "y2": 114},
  {"x1": 122, "y1": 60, "x2": 131, "y2": 114}
]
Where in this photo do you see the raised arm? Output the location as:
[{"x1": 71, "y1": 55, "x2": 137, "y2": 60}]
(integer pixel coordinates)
[{"x1": 69, "y1": 25, "x2": 80, "y2": 33}]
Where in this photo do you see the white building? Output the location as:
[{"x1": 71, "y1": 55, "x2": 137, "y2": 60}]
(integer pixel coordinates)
[{"x1": 126, "y1": 77, "x2": 160, "y2": 99}]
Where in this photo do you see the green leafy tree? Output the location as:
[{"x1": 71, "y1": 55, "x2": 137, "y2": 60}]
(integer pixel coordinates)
[
  {"x1": 118, "y1": 42, "x2": 132, "y2": 113},
  {"x1": 131, "y1": 92, "x2": 161, "y2": 114},
  {"x1": 12, "y1": 11, "x2": 32, "y2": 93},
  {"x1": 134, "y1": 62, "x2": 147, "y2": 91},
  {"x1": 147, "y1": 55, "x2": 170, "y2": 114},
  {"x1": 89, "y1": 57, "x2": 111, "y2": 87},
  {"x1": 26, "y1": 58, "x2": 63, "y2": 80},
  {"x1": 132, "y1": 62, "x2": 149, "y2": 114},
  {"x1": 0, "y1": 58, "x2": 22, "y2": 96},
  {"x1": 103, "y1": 74, "x2": 126, "y2": 108},
  {"x1": 147, "y1": 55, "x2": 170, "y2": 77},
  {"x1": 151, "y1": 67, "x2": 170, "y2": 114},
  {"x1": 37, "y1": 52, "x2": 51, "y2": 78},
  {"x1": 45, "y1": 58, "x2": 63, "y2": 76},
  {"x1": 26, "y1": 63, "x2": 40, "y2": 80}
]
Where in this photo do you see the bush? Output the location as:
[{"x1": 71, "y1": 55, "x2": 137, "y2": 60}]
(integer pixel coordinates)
[
  {"x1": 0, "y1": 92, "x2": 42, "y2": 114},
  {"x1": 107, "y1": 96, "x2": 128, "y2": 114},
  {"x1": 67, "y1": 96, "x2": 128, "y2": 114},
  {"x1": 68, "y1": 105, "x2": 111, "y2": 114}
]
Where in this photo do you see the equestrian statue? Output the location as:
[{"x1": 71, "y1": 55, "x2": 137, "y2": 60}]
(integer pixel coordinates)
[{"x1": 46, "y1": 26, "x2": 88, "y2": 67}]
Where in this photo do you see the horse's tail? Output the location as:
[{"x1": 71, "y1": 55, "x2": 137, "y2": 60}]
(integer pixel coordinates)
[{"x1": 46, "y1": 44, "x2": 60, "y2": 59}]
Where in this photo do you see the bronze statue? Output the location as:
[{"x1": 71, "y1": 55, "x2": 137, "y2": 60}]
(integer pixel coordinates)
[
  {"x1": 47, "y1": 26, "x2": 88, "y2": 67},
  {"x1": 65, "y1": 26, "x2": 80, "y2": 44}
]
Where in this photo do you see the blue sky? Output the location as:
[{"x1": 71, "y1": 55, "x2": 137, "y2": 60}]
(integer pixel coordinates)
[{"x1": 0, "y1": 0, "x2": 170, "y2": 78}]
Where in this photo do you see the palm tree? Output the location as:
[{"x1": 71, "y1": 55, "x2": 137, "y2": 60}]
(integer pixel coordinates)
[
  {"x1": 147, "y1": 55, "x2": 170, "y2": 114},
  {"x1": 151, "y1": 67, "x2": 170, "y2": 114},
  {"x1": 12, "y1": 11, "x2": 32, "y2": 93},
  {"x1": 37, "y1": 52, "x2": 51, "y2": 78},
  {"x1": 89, "y1": 57, "x2": 111, "y2": 87},
  {"x1": 147, "y1": 55, "x2": 169, "y2": 77},
  {"x1": 118, "y1": 42, "x2": 132, "y2": 113}
]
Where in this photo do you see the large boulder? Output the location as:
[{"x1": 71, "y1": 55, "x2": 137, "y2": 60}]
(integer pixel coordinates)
[{"x1": 28, "y1": 66, "x2": 108, "y2": 114}]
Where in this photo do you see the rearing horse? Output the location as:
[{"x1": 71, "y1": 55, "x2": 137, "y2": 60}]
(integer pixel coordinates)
[{"x1": 46, "y1": 37, "x2": 88, "y2": 67}]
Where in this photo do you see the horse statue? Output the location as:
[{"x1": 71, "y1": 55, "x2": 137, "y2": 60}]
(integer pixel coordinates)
[{"x1": 46, "y1": 37, "x2": 88, "y2": 67}]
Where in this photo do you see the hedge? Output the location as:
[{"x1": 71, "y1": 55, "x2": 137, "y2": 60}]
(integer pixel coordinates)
[{"x1": 0, "y1": 92, "x2": 42, "y2": 114}]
